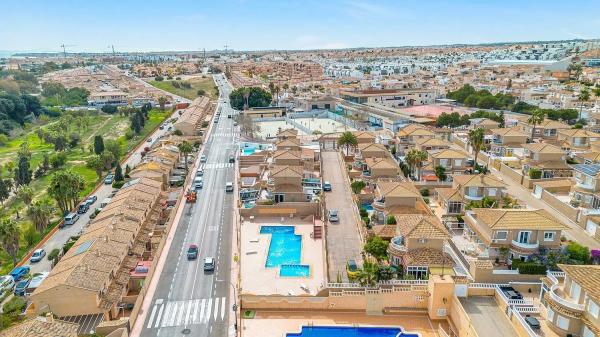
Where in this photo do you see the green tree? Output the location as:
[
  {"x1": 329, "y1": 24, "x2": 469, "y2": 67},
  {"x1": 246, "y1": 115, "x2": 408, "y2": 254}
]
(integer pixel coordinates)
[
  {"x1": 566, "y1": 242, "x2": 590, "y2": 263},
  {"x1": 178, "y1": 141, "x2": 194, "y2": 171},
  {"x1": 17, "y1": 186, "x2": 34, "y2": 206},
  {"x1": 350, "y1": 180, "x2": 366, "y2": 194},
  {"x1": 435, "y1": 165, "x2": 447, "y2": 182},
  {"x1": 0, "y1": 179, "x2": 10, "y2": 205},
  {"x1": 364, "y1": 236, "x2": 389, "y2": 261},
  {"x1": 49, "y1": 152, "x2": 67, "y2": 169},
  {"x1": 468, "y1": 128, "x2": 485, "y2": 167},
  {"x1": 0, "y1": 217, "x2": 20, "y2": 266},
  {"x1": 48, "y1": 169, "x2": 85, "y2": 213},
  {"x1": 357, "y1": 262, "x2": 379, "y2": 287},
  {"x1": 104, "y1": 139, "x2": 122, "y2": 160},
  {"x1": 101, "y1": 104, "x2": 118, "y2": 114},
  {"x1": 86, "y1": 155, "x2": 105, "y2": 180},
  {"x1": 386, "y1": 215, "x2": 397, "y2": 225},
  {"x1": 27, "y1": 199, "x2": 54, "y2": 232},
  {"x1": 100, "y1": 151, "x2": 116, "y2": 170},
  {"x1": 114, "y1": 163, "x2": 124, "y2": 182},
  {"x1": 527, "y1": 109, "x2": 546, "y2": 140},
  {"x1": 93, "y1": 135, "x2": 105, "y2": 155},
  {"x1": 14, "y1": 155, "x2": 32, "y2": 187},
  {"x1": 158, "y1": 96, "x2": 167, "y2": 110},
  {"x1": 337, "y1": 131, "x2": 358, "y2": 155},
  {"x1": 578, "y1": 87, "x2": 590, "y2": 120},
  {"x1": 405, "y1": 149, "x2": 427, "y2": 180},
  {"x1": 229, "y1": 87, "x2": 272, "y2": 110}
]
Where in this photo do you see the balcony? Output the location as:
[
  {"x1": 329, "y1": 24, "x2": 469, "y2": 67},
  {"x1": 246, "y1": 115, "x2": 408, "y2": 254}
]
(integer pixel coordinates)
[
  {"x1": 388, "y1": 236, "x2": 407, "y2": 256},
  {"x1": 575, "y1": 180, "x2": 595, "y2": 191},
  {"x1": 373, "y1": 199, "x2": 385, "y2": 211},
  {"x1": 511, "y1": 240, "x2": 539, "y2": 250},
  {"x1": 548, "y1": 284, "x2": 585, "y2": 312},
  {"x1": 464, "y1": 194, "x2": 483, "y2": 201}
]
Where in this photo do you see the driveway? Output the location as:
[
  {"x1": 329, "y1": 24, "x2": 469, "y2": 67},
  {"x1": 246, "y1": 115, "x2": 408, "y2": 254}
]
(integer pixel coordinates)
[{"x1": 322, "y1": 151, "x2": 363, "y2": 282}]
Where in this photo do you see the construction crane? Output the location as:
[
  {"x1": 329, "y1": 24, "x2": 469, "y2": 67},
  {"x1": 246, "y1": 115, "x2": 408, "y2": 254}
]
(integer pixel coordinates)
[
  {"x1": 223, "y1": 44, "x2": 229, "y2": 54},
  {"x1": 59, "y1": 44, "x2": 75, "y2": 58},
  {"x1": 108, "y1": 45, "x2": 116, "y2": 56}
]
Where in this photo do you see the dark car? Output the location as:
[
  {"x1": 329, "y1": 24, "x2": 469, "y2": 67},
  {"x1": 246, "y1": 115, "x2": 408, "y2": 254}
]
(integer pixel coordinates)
[
  {"x1": 14, "y1": 279, "x2": 30, "y2": 296},
  {"x1": 187, "y1": 245, "x2": 199, "y2": 260},
  {"x1": 77, "y1": 202, "x2": 90, "y2": 214},
  {"x1": 86, "y1": 195, "x2": 98, "y2": 204},
  {"x1": 228, "y1": 155, "x2": 235, "y2": 163}
]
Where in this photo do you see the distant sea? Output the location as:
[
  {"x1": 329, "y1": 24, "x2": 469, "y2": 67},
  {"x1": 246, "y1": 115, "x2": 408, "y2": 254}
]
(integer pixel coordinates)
[{"x1": 0, "y1": 51, "x2": 15, "y2": 58}]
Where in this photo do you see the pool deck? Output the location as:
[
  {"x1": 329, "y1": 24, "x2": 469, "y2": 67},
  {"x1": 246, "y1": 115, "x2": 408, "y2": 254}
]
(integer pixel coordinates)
[
  {"x1": 242, "y1": 311, "x2": 442, "y2": 337},
  {"x1": 241, "y1": 218, "x2": 326, "y2": 296}
]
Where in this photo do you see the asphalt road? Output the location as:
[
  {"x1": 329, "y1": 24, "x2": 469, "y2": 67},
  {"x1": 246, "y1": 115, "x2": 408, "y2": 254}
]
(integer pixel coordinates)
[
  {"x1": 27, "y1": 96, "x2": 190, "y2": 275},
  {"x1": 141, "y1": 74, "x2": 238, "y2": 337}
]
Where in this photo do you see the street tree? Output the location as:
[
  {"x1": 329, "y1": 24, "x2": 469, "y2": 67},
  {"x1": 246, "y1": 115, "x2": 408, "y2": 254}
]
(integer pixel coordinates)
[
  {"x1": 86, "y1": 155, "x2": 105, "y2": 180},
  {"x1": 528, "y1": 109, "x2": 546, "y2": 140},
  {"x1": 579, "y1": 87, "x2": 590, "y2": 120},
  {"x1": 114, "y1": 163, "x2": 124, "y2": 182},
  {"x1": 405, "y1": 149, "x2": 427, "y2": 180},
  {"x1": 93, "y1": 135, "x2": 104, "y2": 155},
  {"x1": 178, "y1": 141, "x2": 193, "y2": 171},
  {"x1": 468, "y1": 128, "x2": 485, "y2": 167},
  {"x1": 0, "y1": 217, "x2": 20, "y2": 266},
  {"x1": 48, "y1": 169, "x2": 85, "y2": 214},
  {"x1": 27, "y1": 199, "x2": 54, "y2": 233},
  {"x1": 158, "y1": 96, "x2": 167, "y2": 110},
  {"x1": 337, "y1": 131, "x2": 358, "y2": 155}
]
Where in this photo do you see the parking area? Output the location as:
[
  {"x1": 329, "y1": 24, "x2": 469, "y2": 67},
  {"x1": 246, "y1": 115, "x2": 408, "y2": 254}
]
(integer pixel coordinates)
[{"x1": 322, "y1": 151, "x2": 363, "y2": 282}]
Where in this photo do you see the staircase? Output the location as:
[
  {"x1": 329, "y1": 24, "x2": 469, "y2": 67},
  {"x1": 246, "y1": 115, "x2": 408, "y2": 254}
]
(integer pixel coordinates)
[{"x1": 313, "y1": 218, "x2": 323, "y2": 239}]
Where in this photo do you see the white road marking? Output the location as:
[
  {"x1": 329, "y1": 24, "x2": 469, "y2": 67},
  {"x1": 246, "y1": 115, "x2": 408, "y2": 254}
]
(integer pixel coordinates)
[
  {"x1": 213, "y1": 297, "x2": 219, "y2": 320},
  {"x1": 199, "y1": 298, "x2": 206, "y2": 323},
  {"x1": 161, "y1": 301, "x2": 173, "y2": 326},
  {"x1": 205, "y1": 298, "x2": 213, "y2": 323},
  {"x1": 220, "y1": 297, "x2": 226, "y2": 320},
  {"x1": 147, "y1": 304, "x2": 158, "y2": 328},
  {"x1": 154, "y1": 302, "x2": 165, "y2": 328}
]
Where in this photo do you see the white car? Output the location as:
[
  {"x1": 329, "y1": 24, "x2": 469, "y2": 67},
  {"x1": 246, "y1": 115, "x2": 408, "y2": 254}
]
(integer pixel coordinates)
[
  {"x1": 328, "y1": 209, "x2": 339, "y2": 222},
  {"x1": 200, "y1": 155, "x2": 207, "y2": 163},
  {"x1": 0, "y1": 275, "x2": 15, "y2": 293}
]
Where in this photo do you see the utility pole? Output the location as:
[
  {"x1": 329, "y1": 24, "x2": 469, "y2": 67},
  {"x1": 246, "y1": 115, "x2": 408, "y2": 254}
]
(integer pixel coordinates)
[
  {"x1": 203, "y1": 48, "x2": 206, "y2": 63},
  {"x1": 60, "y1": 44, "x2": 67, "y2": 58},
  {"x1": 224, "y1": 44, "x2": 229, "y2": 55}
]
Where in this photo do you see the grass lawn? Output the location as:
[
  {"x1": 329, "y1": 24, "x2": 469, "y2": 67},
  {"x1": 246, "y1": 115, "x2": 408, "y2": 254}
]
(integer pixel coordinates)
[
  {"x1": 0, "y1": 109, "x2": 171, "y2": 274},
  {"x1": 148, "y1": 77, "x2": 218, "y2": 100}
]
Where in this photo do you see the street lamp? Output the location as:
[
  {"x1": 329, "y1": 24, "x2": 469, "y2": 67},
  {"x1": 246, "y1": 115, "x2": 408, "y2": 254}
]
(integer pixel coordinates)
[{"x1": 231, "y1": 282, "x2": 238, "y2": 332}]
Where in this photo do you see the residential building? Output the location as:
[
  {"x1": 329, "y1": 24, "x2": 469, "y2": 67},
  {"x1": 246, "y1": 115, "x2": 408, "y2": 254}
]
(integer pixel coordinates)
[
  {"x1": 173, "y1": 96, "x2": 213, "y2": 136},
  {"x1": 244, "y1": 107, "x2": 286, "y2": 118},
  {"x1": 375, "y1": 215, "x2": 454, "y2": 279},
  {"x1": 414, "y1": 137, "x2": 451, "y2": 152},
  {"x1": 276, "y1": 128, "x2": 299, "y2": 141},
  {"x1": 541, "y1": 265, "x2": 600, "y2": 337},
  {"x1": 396, "y1": 124, "x2": 435, "y2": 154},
  {"x1": 463, "y1": 208, "x2": 567, "y2": 260},
  {"x1": 435, "y1": 174, "x2": 507, "y2": 218},
  {"x1": 356, "y1": 143, "x2": 389, "y2": 159},
  {"x1": 269, "y1": 165, "x2": 306, "y2": 203},
  {"x1": 572, "y1": 164, "x2": 600, "y2": 209},
  {"x1": 276, "y1": 137, "x2": 301, "y2": 151},
  {"x1": 426, "y1": 148, "x2": 470, "y2": 177},
  {"x1": 0, "y1": 315, "x2": 79, "y2": 337},
  {"x1": 521, "y1": 142, "x2": 571, "y2": 179},
  {"x1": 88, "y1": 91, "x2": 128, "y2": 106},
  {"x1": 372, "y1": 180, "x2": 431, "y2": 223},
  {"x1": 489, "y1": 126, "x2": 529, "y2": 156},
  {"x1": 519, "y1": 119, "x2": 570, "y2": 141},
  {"x1": 558, "y1": 129, "x2": 600, "y2": 151},
  {"x1": 352, "y1": 131, "x2": 377, "y2": 144},
  {"x1": 293, "y1": 95, "x2": 336, "y2": 112},
  {"x1": 470, "y1": 118, "x2": 501, "y2": 130},
  {"x1": 361, "y1": 157, "x2": 401, "y2": 179}
]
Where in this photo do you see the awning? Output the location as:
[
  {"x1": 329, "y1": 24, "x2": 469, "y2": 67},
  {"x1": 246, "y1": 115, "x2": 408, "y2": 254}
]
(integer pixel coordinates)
[{"x1": 429, "y1": 267, "x2": 455, "y2": 276}]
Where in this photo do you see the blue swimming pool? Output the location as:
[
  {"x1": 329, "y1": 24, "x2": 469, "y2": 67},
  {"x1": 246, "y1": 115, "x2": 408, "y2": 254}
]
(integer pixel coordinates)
[
  {"x1": 280, "y1": 264, "x2": 310, "y2": 277},
  {"x1": 260, "y1": 226, "x2": 309, "y2": 277},
  {"x1": 362, "y1": 204, "x2": 374, "y2": 211},
  {"x1": 243, "y1": 148, "x2": 256, "y2": 155},
  {"x1": 287, "y1": 326, "x2": 416, "y2": 337}
]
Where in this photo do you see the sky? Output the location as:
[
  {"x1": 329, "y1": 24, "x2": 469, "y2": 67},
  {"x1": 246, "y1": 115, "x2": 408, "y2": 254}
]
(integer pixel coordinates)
[{"x1": 1, "y1": 0, "x2": 600, "y2": 53}]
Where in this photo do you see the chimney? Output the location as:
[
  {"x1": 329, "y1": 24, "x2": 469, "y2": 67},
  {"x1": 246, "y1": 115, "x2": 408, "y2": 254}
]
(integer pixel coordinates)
[{"x1": 45, "y1": 313, "x2": 54, "y2": 323}]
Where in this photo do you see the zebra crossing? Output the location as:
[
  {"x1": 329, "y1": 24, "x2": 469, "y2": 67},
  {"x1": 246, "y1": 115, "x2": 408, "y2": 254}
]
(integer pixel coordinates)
[
  {"x1": 146, "y1": 297, "x2": 227, "y2": 329},
  {"x1": 212, "y1": 132, "x2": 239, "y2": 137},
  {"x1": 199, "y1": 162, "x2": 234, "y2": 170}
]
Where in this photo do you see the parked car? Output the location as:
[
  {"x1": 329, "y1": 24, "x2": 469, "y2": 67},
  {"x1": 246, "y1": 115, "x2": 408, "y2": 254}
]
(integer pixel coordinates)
[
  {"x1": 328, "y1": 209, "x2": 339, "y2": 222},
  {"x1": 187, "y1": 245, "x2": 199, "y2": 260},
  {"x1": 228, "y1": 155, "x2": 235, "y2": 163},
  {"x1": 200, "y1": 155, "x2": 207, "y2": 163},
  {"x1": 63, "y1": 212, "x2": 80, "y2": 227},
  {"x1": 104, "y1": 174, "x2": 114, "y2": 185},
  {"x1": 323, "y1": 181, "x2": 332, "y2": 192},
  {"x1": 77, "y1": 202, "x2": 90, "y2": 214},
  {"x1": 194, "y1": 177, "x2": 204, "y2": 190},
  {"x1": 14, "y1": 279, "x2": 30, "y2": 296},
  {"x1": 146, "y1": 137, "x2": 153, "y2": 143},
  {"x1": 9, "y1": 266, "x2": 30, "y2": 281},
  {"x1": 29, "y1": 249, "x2": 46, "y2": 263},
  {"x1": 86, "y1": 195, "x2": 98, "y2": 204},
  {"x1": 196, "y1": 169, "x2": 204, "y2": 177},
  {"x1": 0, "y1": 275, "x2": 15, "y2": 293},
  {"x1": 225, "y1": 182, "x2": 234, "y2": 192},
  {"x1": 203, "y1": 257, "x2": 215, "y2": 271},
  {"x1": 346, "y1": 259, "x2": 359, "y2": 280}
]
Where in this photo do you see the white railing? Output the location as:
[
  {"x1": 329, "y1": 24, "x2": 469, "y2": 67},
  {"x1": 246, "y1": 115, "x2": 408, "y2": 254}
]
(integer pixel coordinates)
[
  {"x1": 548, "y1": 284, "x2": 584, "y2": 311},
  {"x1": 546, "y1": 270, "x2": 564, "y2": 285},
  {"x1": 493, "y1": 269, "x2": 520, "y2": 275},
  {"x1": 469, "y1": 283, "x2": 500, "y2": 289},
  {"x1": 511, "y1": 240, "x2": 540, "y2": 250},
  {"x1": 512, "y1": 308, "x2": 540, "y2": 337},
  {"x1": 327, "y1": 282, "x2": 362, "y2": 288},
  {"x1": 379, "y1": 279, "x2": 429, "y2": 286},
  {"x1": 509, "y1": 298, "x2": 535, "y2": 306},
  {"x1": 465, "y1": 194, "x2": 484, "y2": 201},
  {"x1": 514, "y1": 306, "x2": 540, "y2": 313}
]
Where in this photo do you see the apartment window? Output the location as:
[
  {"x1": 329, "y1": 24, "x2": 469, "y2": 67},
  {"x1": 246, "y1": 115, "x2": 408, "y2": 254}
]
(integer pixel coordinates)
[
  {"x1": 556, "y1": 315, "x2": 569, "y2": 330},
  {"x1": 407, "y1": 266, "x2": 428, "y2": 279},
  {"x1": 448, "y1": 201, "x2": 462, "y2": 214},
  {"x1": 440, "y1": 159, "x2": 448, "y2": 167},
  {"x1": 454, "y1": 159, "x2": 462, "y2": 167},
  {"x1": 494, "y1": 231, "x2": 508, "y2": 240},
  {"x1": 583, "y1": 325, "x2": 595, "y2": 337},
  {"x1": 488, "y1": 188, "x2": 497, "y2": 197},
  {"x1": 547, "y1": 307, "x2": 555, "y2": 322},
  {"x1": 570, "y1": 282, "x2": 582, "y2": 302},
  {"x1": 468, "y1": 186, "x2": 478, "y2": 196},
  {"x1": 589, "y1": 300, "x2": 599, "y2": 319},
  {"x1": 517, "y1": 231, "x2": 531, "y2": 244},
  {"x1": 544, "y1": 232, "x2": 555, "y2": 241}
]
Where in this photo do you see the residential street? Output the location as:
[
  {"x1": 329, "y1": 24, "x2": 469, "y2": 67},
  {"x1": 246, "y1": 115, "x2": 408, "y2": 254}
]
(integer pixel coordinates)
[
  {"x1": 322, "y1": 151, "x2": 363, "y2": 282},
  {"x1": 138, "y1": 74, "x2": 237, "y2": 337}
]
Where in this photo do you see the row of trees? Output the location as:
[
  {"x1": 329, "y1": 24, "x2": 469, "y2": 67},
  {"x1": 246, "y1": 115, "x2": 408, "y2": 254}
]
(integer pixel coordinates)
[
  {"x1": 0, "y1": 92, "x2": 47, "y2": 135},
  {"x1": 436, "y1": 110, "x2": 505, "y2": 128},
  {"x1": 229, "y1": 87, "x2": 272, "y2": 110},
  {"x1": 447, "y1": 84, "x2": 515, "y2": 110},
  {"x1": 41, "y1": 81, "x2": 90, "y2": 107}
]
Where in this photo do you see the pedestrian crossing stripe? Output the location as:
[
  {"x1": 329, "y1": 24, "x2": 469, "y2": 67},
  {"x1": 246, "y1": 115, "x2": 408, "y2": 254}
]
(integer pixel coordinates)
[
  {"x1": 146, "y1": 297, "x2": 227, "y2": 329},
  {"x1": 200, "y1": 163, "x2": 234, "y2": 170},
  {"x1": 212, "y1": 132, "x2": 239, "y2": 137}
]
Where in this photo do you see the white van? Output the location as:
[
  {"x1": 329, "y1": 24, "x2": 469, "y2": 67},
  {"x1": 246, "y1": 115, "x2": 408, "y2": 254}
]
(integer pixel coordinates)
[
  {"x1": 194, "y1": 177, "x2": 204, "y2": 189},
  {"x1": 100, "y1": 198, "x2": 112, "y2": 208},
  {"x1": 225, "y1": 182, "x2": 234, "y2": 192}
]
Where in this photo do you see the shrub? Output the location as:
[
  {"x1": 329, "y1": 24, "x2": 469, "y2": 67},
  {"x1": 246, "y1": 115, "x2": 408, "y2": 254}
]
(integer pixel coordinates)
[
  {"x1": 566, "y1": 242, "x2": 590, "y2": 263},
  {"x1": 512, "y1": 259, "x2": 547, "y2": 274},
  {"x1": 386, "y1": 215, "x2": 397, "y2": 225},
  {"x1": 3, "y1": 297, "x2": 26, "y2": 317},
  {"x1": 362, "y1": 217, "x2": 370, "y2": 226},
  {"x1": 23, "y1": 224, "x2": 40, "y2": 247},
  {"x1": 101, "y1": 104, "x2": 118, "y2": 114},
  {"x1": 529, "y1": 168, "x2": 542, "y2": 179},
  {"x1": 155, "y1": 76, "x2": 164, "y2": 81},
  {"x1": 48, "y1": 248, "x2": 60, "y2": 261},
  {"x1": 201, "y1": 121, "x2": 209, "y2": 128},
  {"x1": 112, "y1": 181, "x2": 125, "y2": 189},
  {"x1": 125, "y1": 130, "x2": 135, "y2": 140},
  {"x1": 359, "y1": 207, "x2": 368, "y2": 218},
  {"x1": 350, "y1": 180, "x2": 366, "y2": 194},
  {"x1": 364, "y1": 236, "x2": 388, "y2": 261},
  {"x1": 420, "y1": 188, "x2": 429, "y2": 197},
  {"x1": 173, "y1": 129, "x2": 183, "y2": 136},
  {"x1": 49, "y1": 152, "x2": 67, "y2": 169}
]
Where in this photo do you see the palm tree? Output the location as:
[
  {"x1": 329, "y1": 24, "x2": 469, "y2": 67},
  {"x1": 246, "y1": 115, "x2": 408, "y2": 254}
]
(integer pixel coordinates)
[
  {"x1": 468, "y1": 128, "x2": 485, "y2": 167},
  {"x1": 0, "y1": 217, "x2": 20, "y2": 266},
  {"x1": 527, "y1": 109, "x2": 546, "y2": 141},
  {"x1": 158, "y1": 96, "x2": 167, "y2": 110},
  {"x1": 27, "y1": 199, "x2": 54, "y2": 232},
  {"x1": 337, "y1": 131, "x2": 358, "y2": 155},
  {"x1": 435, "y1": 165, "x2": 447, "y2": 182},
  {"x1": 178, "y1": 141, "x2": 194, "y2": 171},
  {"x1": 356, "y1": 262, "x2": 378, "y2": 287},
  {"x1": 579, "y1": 87, "x2": 590, "y2": 120},
  {"x1": 405, "y1": 149, "x2": 427, "y2": 180}
]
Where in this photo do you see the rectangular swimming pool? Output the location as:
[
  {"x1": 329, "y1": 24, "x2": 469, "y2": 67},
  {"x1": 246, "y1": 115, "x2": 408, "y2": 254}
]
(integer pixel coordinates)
[
  {"x1": 287, "y1": 326, "x2": 416, "y2": 337},
  {"x1": 260, "y1": 226, "x2": 310, "y2": 277}
]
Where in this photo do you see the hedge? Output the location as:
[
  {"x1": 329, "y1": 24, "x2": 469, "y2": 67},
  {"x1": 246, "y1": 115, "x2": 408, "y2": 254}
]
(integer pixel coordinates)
[{"x1": 512, "y1": 259, "x2": 547, "y2": 274}]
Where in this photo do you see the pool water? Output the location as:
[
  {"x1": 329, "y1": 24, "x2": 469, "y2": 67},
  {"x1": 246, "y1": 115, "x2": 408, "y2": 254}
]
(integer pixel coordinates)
[
  {"x1": 287, "y1": 326, "x2": 415, "y2": 337},
  {"x1": 242, "y1": 148, "x2": 256, "y2": 155},
  {"x1": 280, "y1": 264, "x2": 310, "y2": 277},
  {"x1": 362, "y1": 204, "x2": 374, "y2": 211},
  {"x1": 260, "y1": 226, "x2": 309, "y2": 277}
]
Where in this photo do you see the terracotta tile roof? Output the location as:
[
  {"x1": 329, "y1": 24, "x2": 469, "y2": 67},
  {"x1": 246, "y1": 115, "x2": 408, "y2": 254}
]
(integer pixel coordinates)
[
  {"x1": 415, "y1": 137, "x2": 450, "y2": 147},
  {"x1": 277, "y1": 128, "x2": 298, "y2": 137},
  {"x1": 472, "y1": 118, "x2": 500, "y2": 126},
  {"x1": 471, "y1": 208, "x2": 568, "y2": 231},
  {"x1": 364, "y1": 157, "x2": 398, "y2": 170},
  {"x1": 491, "y1": 126, "x2": 528, "y2": 137},
  {"x1": 429, "y1": 149, "x2": 467, "y2": 159},
  {"x1": 372, "y1": 225, "x2": 396, "y2": 239},
  {"x1": 452, "y1": 174, "x2": 506, "y2": 188},
  {"x1": 435, "y1": 188, "x2": 463, "y2": 202},
  {"x1": 397, "y1": 124, "x2": 433, "y2": 137},
  {"x1": 472, "y1": 259, "x2": 494, "y2": 270},
  {"x1": 522, "y1": 142, "x2": 565, "y2": 154},
  {"x1": 378, "y1": 181, "x2": 420, "y2": 198},
  {"x1": 270, "y1": 165, "x2": 303, "y2": 178},
  {"x1": 579, "y1": 151, "x2": 600, "y2": 162},
  {"x1": 352, "y1": 131, "x2": 376, "y2": 140},
  {"x1": 394, "y1": 215, "x2": 450, "y2": 240},
  {"x1": 533, "y1": 179, "x2": 573, "y2": 189},
  {"x1": 273, "y1": 149, "x2": 301, "y2": 160},
  {"x1": 558, "y1": 264, "x2": 600, "y2": 304},
  {"x1": 276, "y1": 138, "x2": 300, "y2": 148},
  {"x1": 404, "y1": 248, "x2": 455, "y2": 267},
  {"x1": 538, "y1": 119, "x2": 571, "y2": 129},
  {"x1": 0, "y1": 317, "x2": 78, "y2": 337},
  {"x1": 358, "y1": 143, "x2": 387, "y2": 152},
  {"x1": 558, "y1": 129, "x2": 600, "y2": 138}
]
